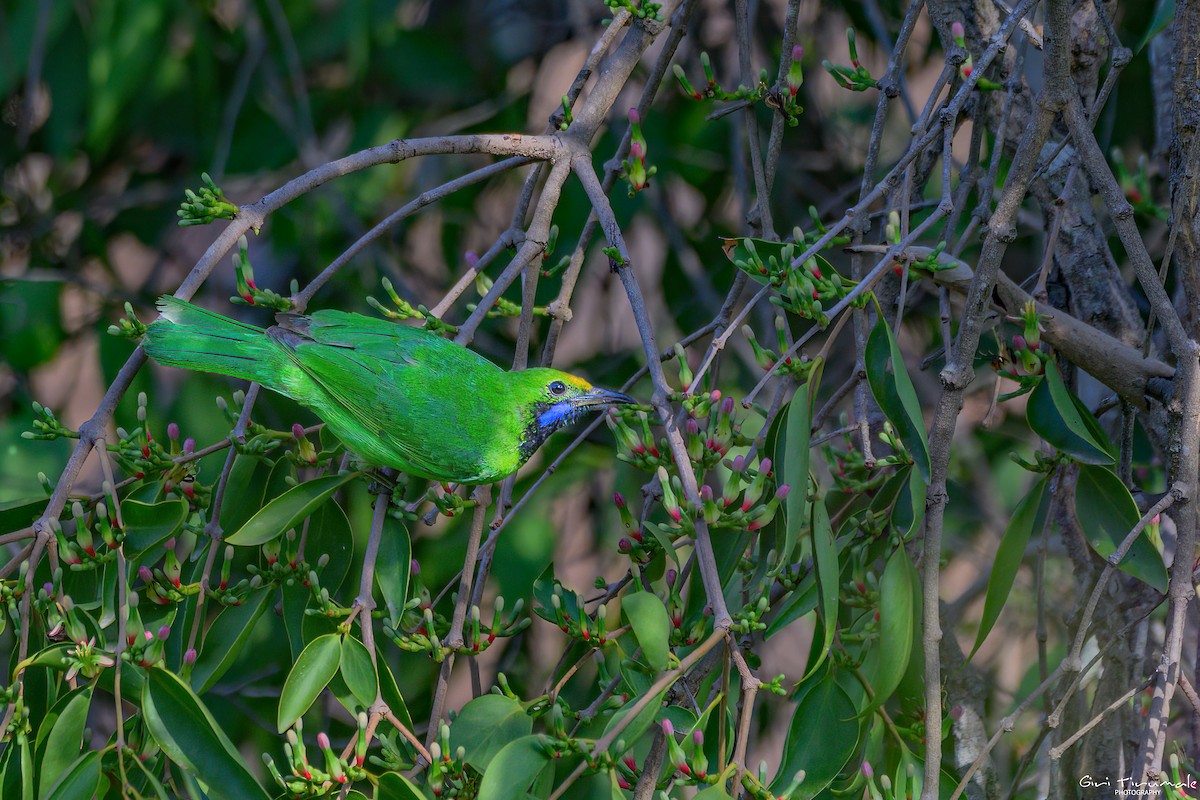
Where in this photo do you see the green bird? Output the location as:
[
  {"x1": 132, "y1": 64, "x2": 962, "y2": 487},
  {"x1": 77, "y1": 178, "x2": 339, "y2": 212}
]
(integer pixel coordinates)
[{"x1": 141, "y1": 297, "x2": 636, "y2": 484}]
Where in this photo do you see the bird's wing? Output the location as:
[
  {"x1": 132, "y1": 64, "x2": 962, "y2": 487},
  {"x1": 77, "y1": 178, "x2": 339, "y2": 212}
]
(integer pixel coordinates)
[{"x1": 266, "y1": 312, "x2": 503, "y2": 479}]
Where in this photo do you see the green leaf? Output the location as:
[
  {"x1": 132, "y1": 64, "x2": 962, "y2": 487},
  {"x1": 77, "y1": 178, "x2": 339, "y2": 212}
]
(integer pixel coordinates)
[
  {"x1": 340, "y1": 635, "x2": 378, "y2": 711},
  {"x1": 277, "y1": 633, "x2": 342, "y2": 731},
  {"x1": 764, "y1": 573, "x2": 817, "y2": 640},
  {"x1": 190, "y1": 587, "x2": 272, "y2": 693},
  {"x1": 780, "y1": 366, "x2": 820, "y2": 571},
  {"x1": 307, "y1": 501, "x2": 354, "y2": 595},
  {"x1": 377, "y1": 653, "x2": 413, "y2": 730},
  {"x1": 970, "y1": 478, "x2": 1050, "y2": 660},
  {"x1": 226, "y1": 472, "x2": 359, "y2": 546},
  {"x1": 601, "y1": 689, "x2": 666, "y2": 757},
  {"x1": 803, "y1": 499, "x2": 838, "y2": 681},
  {"x1": 865, "y1": 317, "x2": 931, "y2": 480},
  {"x1": 142, "y1": 668, "x2": 270, "y2": 800},
  {"x1": 122, "y1": 499, "x2": 188, "y2": 557},
  {"x1": 36, "y1": 685, "x2": 92, "y2": 794},
  {"x1": 772, "y1": 675, "x2": 861, "y2": 798},
  {"x1": 217, "y1": 455, "x2": 271, "y2": 534},
  {"x1": 1026, "y1": 363, "x2": 1114, "y2": 464},
  {"x1": 13, "y1": 642, "x2": 74, "y2": 676},
  {"x1": 693, "y1": 786, "x2": 734, "y2": 800},
  {"x1": 0, "y1": 498, "x2": 43, "y2": 536},
  {"x1": 476, "y1": 736, "x2": 550, "y2": 800},
  {"x1": 376, "y1": 772, "x2": 426, "y2": 800},
  {"x1": 622, "y1": 591, "x2": 672, "y2": 673},
  {"x1": 42, "y1": 750, "x2": 101, "y2": 800},
  {"x1": 863, "y1": 547, "x2": 918, "y2": 710},
  {"x1": 42, "y1": 753, "x2": 100, "y2": 800},
  {"x1": 1136, "y1": 0, "x2": 1175, "y2": 53},
  {"x1": 1075, "y1": 465, "x2": 1167, "y2": 592},
  {"x1": 448, "y1": 695, "x2": 532, "y2": 771},
  {"x1": 375, "y1": 516, "x2": 411, "y2": 626}
]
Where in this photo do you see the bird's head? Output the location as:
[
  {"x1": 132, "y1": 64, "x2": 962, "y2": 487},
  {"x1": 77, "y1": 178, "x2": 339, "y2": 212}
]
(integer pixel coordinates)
[{"x1": 513, "y1": 368, "x2": 637, "y2": 461}]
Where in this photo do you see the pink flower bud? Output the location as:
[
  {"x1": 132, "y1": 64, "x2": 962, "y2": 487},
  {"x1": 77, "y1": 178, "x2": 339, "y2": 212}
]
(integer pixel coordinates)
[
  {"x1": 791, "y1": 45, "x2": 804, "y2": 62},
  {"x1": 317, "y1": 732, "x2": 331, "y2": 750},
  {"x1": 709, "y1": 390, "x2": 721, "y2": 402},
  {"x1": 164, "y1": 538, "x2": 176, "y2": 550},
  {"x1": 144, "y1": 630, "x2": 154, "y2": 641},
  {"x1": 618, "y1": 538, "x2": 632, "y2": 554},
  {"x1": 731, "y1": 455, "x2": 746, "y2": 472},
  {"x1": 184, "y1": 648, "x2": 197, "y2": 665},
  {"x1": 951, "y1": 21, "x2": 965, "y2": 40},
  {"x1": 630, "y1": 141, "x2": 644, "y2": 160},
  {"x1": 700, "y1": 485, "x2": 713, "y2": 502},
  {"x1": 759, "y1": 458, "x2": 772, "y2": 475},
  {"x1": 662, "y1": 719, "x2": 674, "y2": 737},
  {"x1": 862, "y1": 761, "x2": 874, "y2": 778},
  {"x1": 183, "y1": 437, "x2": 195, "y2": 454},
  {"x1": 465, "y1": 251, "x2": 479, "y2": 268},
  {"x1": 613, "y1": 492, "x2": 626, "y2": 509},
  {"x1": 775, "y1": 484, "x2": 791, "y2": 500},
  {"x1": 292, "y1": 423, "x2": 305, "y2": 439},
  {"x1": 628, "y1": 108, "x2": 641, "y2": 125},
  {"x1": 167, "y1": 422, "x2": 180, "y2": 440},
  {"x1": 692, "y1": 729, "x2": 704, "y2": 746},
  {"x1": 686, "y1": 418, "x2": 700, "y2": 436},
  {"x1": 138, "y1": 566, "x2": 153, "y2": 583},
  {"x1": 665, "y1": 568, "x2": 677, "y2": 587},
  {"x1": 721, "y1": 396, "x2": 735, "y2": 415},
  {"x1": 158, "y1": 625, "x2": 170, "y2": 640},
  {"x1": 411, "y1": 559, "x2": 420, "y2": 575},
  {"x1": 1012, "y1": 334, "x2": 1027, "y2": 351}
]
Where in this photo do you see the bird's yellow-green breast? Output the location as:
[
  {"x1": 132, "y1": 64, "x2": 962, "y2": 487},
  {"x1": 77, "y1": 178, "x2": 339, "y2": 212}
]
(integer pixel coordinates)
[{"x1": 141, "y1": 297, "x2": 635, "y2": 483}]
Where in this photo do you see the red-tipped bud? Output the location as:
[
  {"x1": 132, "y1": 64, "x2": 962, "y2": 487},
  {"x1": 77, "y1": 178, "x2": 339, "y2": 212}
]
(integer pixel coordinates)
[{"x1": 618, "y1": 538, "x2": 633, "y2": 554}]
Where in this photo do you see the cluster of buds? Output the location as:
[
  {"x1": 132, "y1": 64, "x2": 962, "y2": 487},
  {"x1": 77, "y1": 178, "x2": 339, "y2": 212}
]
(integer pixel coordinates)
[
  {"x1": 264, "y1": 718, "x2": 369, "y2": 795},
  {"x1": 387, "y1": 597, "x2": 528, "y2": 659},
  {"x1": 367, "y1": 276, "x2": 458, "y2": 335},
  {"x1": 21, "y1": 400, "x2": 76, "y2": 442},
  {"x1": 421, "y1": 483, "x2": 479, "y2": 519},
  {"x1": 57, "y1": 502, "x2": 120, "y2": 570},
  {"x1": 662, "y1": 720, "x2": 711, "y2": 782},
  {"x1": 823, "y1": 28, "x2": 878, "y2": 91},
  {"x1": 249, "y1": 529, "x2": 315, "y2": 586},
  {"x1": 875, "y1": 422, "x2": 916, "y2": 470},
  {"x1": 680, "y1": 391, "x2": 744, "y2": 470},
  {"x1": 673, "y1": 53, "x2": 775, "y2": 115},
  {"x1": 177, "y1": 172, "x2": 238, "y2": 226},
  {"x1": 427, "y1": 723, "x2": 470, "y2": 798},
  {"x1": 290, "y1": 424, "x2": 318, "y2": 466},
  {"x1": 466, "y1": 271, "x2": 549, "y2": 320},
  {"x1": 662, "y1": 568, "x2": 709, "y2": 646},
  {"x1": 230, "y1": 235, "x2": 292, "y2": 310},
  {"x1": 122, "y1": 610, "x2": 172, "y2": 669},
  {"x1": 620, "y1": 109, "x2": 657, "y2": 196},
  {"x1": 608, "y1": 408, "x2": 665, "y2": 471},
  {"x1": 725, "y1": 237, "x2": 852, "y2": 324},
  {"x1": 824, "y1": 433, "x2": 888, "y2": 495},
  {"x1": 1112, "y1": 148, "x2": 1169, "y2": 222},
  {"x1": 106, "y1": 301, "x2": 148, "y2": 340},
  {"x1": 949, "y1": 22, "x2": 1002, "y2": 90},
  {"x1": 730, "y1": 594, "x2": 771, "y2": 636},
  {"x1": 542, "y1": 589, "x2": 607, "y2": 645},
  {"x1": 994, "y1": 300, "x2": 1049, "y2": 393},
  {"x1": 137, "y1": 539, "x2": 199, "y2": 605},
  {"x1": 763, "y1": 45, "x2": 806, "y2": 126},
  {"x1": 743, "y1": 318, "x2": 820, "y2": 382},
  {"x1": 602, "y1": 0, "x2": 664, "y2": 22}
]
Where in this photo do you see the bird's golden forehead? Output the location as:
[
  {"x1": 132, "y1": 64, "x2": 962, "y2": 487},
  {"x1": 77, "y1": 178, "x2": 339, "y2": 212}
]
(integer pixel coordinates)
[{"x1": 564, "y1": 375, "x2": 593, "y2": 392}]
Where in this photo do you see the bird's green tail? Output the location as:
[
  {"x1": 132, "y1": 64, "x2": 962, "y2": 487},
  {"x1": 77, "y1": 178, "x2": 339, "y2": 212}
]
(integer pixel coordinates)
[{"x1": 142, "y1": 297, "x2": 286, "y2": 387}]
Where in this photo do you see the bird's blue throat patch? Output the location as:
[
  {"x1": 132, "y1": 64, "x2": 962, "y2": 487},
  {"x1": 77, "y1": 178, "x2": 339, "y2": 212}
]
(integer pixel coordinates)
[
  {"x1": 537, "y1": 401, "x2": 581, "y2": 431},
  {"x1": 519, "y1": 401, "x2": 584, "y2": 464}
]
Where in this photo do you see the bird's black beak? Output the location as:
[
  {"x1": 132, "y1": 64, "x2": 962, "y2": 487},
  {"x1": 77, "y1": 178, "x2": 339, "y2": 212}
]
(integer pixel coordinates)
[{"x1": 573, "y1": 387, "x2": 637, "y2": 409}]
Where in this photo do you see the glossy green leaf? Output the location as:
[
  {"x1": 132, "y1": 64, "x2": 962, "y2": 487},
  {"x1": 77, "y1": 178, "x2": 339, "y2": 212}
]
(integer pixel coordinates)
[
  {"x1": 307, "y1": 501, "x2": 354, "y2": 595},
  {"x1": 780, "y1": 366, "x2": 820, "y2": 571},
  {"x1": 1076, "y1": 465, "x2": 1167, "y2": 592},
  {"x1": 602, "y1": 689, "x2": 666, "y2": 757},
  {"x1": 226, "y1": 472, "x2": 359, "y2": 546},
  {"x1": 764, "y1": 572, "x2": 817, "y2": 640},
  {"x1": 376, "y1": 772, "x2": 426, "y2": 800},
  {"x1": 693, "y1": 786, "x2": 734, "y2": 800},
  {"x1": 377, "y1": 652, "x2": 413, "y2": 730},
  {"x1": 340, "y1": 634, "x2": 378, "y2": 711},
  {"x1": 863, "y1": 547, "x2": 918, "y2": 710},
  {"x1": 43, "y1": 750, "x2": 101, "y2": 800},
  {"x1": 970, "y1": 478, "x2": 1050, "y2": 660},
  {"x1": 142, "y1": 668, "x2": 270, "y2": 800},
  {"x1": 190, "y1": 587, "x2": 272, "y2": 693},
  {"x1": 13, "y1": 642, "x2": 73, "y2": 676},
  {"x1": 1136, "y1": 0, "x2": 1175, "y2": 53},
  {"x1": 37, "y1": 685, "x2": 92, "y2": 794},
  {"x1": 622, "y1": 591, "x2": 672, "y2": 673},
  {"x1": 277, "y1": 633, "x2": 342, "y2": 732},
  {"x1": 0, "y1": 498, "x2": 43, "y2": 536},
  {"x1": 122, "y1": 499, "x2": 188, "y2": 557},
  {"x1": 375, "y1": 515, "x2": 411, "y2": 626},
  {"x1": 217, "y1": 455, "x2": 271, "y2": 534},
  {"x1": 772, "y1": 676, "x2": 860, "y2": 798},
  {"x1": 803, "y1": 499, "x2": 838, "y2": 681},
  {"x1": 865, "y1": 317, "x2": 931, "y2": 481},
  {"x1": 476, "y1": 736, "x2": 550, "y2": 800},
  {"x1": 1026, "y1": 363, "x2": 1113, "y2": 464},
  {"x1": 449, "y1": 694, "x2": 532, "y2": 771}
]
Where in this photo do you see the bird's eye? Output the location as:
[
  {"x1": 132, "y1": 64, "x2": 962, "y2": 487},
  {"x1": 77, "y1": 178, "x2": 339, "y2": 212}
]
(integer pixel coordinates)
[{"x1": 550, "y1": 380, "x2": 566, "y2": 396}]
